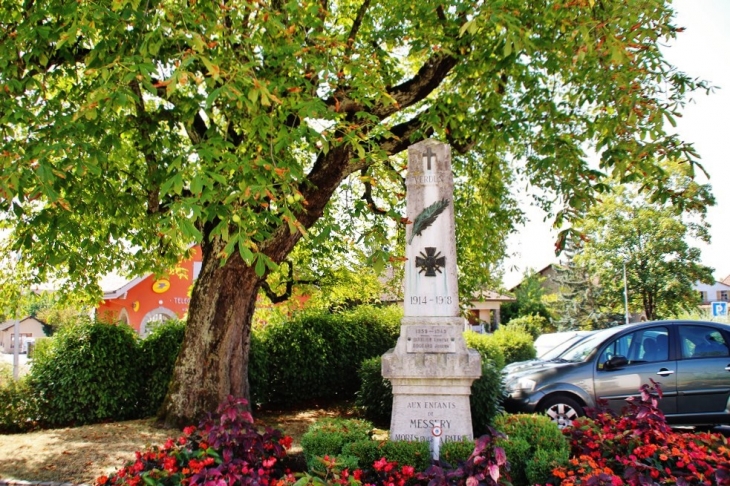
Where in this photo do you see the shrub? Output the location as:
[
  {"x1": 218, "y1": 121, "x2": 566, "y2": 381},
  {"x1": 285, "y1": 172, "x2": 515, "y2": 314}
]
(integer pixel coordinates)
[
  {"x1": 503, "y1": 314, "x2": 546, "y2": 340},
  {"x1": 29, "y1": 320, "x2": 142, "y2": 426},
  {"x1": 341, "y1": 439, "x2": 381, "y2": 469},
  {"x1": 553, "y1": 381, "x2": 730, "y2": 486},
  {"x1": 300, "y1": 418, "x2": 374, "y2": 468},
  {"x1": 490, "y1": 327, "x2": 535, "y2": 365},
  {"x1": 0, "y1": 378, "x2": 41, "y2": 433},
  {"x1": 377, "y1": 440, "x2": 431, "y2": 473},
  {"x1": 494, "y1": 413, "x2": 569, "y2": 485},
  {"x1": 341, "y1": 439, "x2": 431, "y2": 474},
  {"x1": 100, "y1": 396, "x2": 291, "y2": 486},
  {"x1": 0, "y1": 361, "x2": 12, "y2": 387},
  {"x1": 416, "y1": 431, "x2": 511, "y2": 486},
  {"x1": 470, "y1": 360, "x2": 506, "y2": 436},
  {"x1": 463, "y1": 331, "x2": 506, "y2": 370},
  {"x1": 439, "y1": 439, "x2": 475, "y2": 465},
  {"x1": 137, "y1": 319, "x2": 186, "y2": 417},
  {"x1": 355, "y1": 357, "x2": 392, "y2": 426},
  {"x1": 256, "y1": 305, "x2": 400, "y2": 405}
]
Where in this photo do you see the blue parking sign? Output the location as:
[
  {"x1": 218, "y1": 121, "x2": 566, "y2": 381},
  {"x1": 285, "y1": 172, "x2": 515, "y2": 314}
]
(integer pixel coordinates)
[{"x1": 712, "y1": 301, "x2": 728, "y2": 317}]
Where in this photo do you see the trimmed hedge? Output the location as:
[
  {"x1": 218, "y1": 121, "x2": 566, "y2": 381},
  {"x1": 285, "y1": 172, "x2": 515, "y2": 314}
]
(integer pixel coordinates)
[
  {"x1": 300, "y1": 418, "x2": 374, "y2": 468},
  {"x1": 0, "y1": 378, "x2": 40, "y2": 433},
  {"x1": 469, "y1": 360, "x2": 505, "y2": 437},
  {"x1": 137, "y1": 319, "x2": 186, "y2": 417},
  {"x1": 463, "y1": 331, "x2": 506, "y2": 370},
  {"x1": 494, "y1": 413, "x2": 569, "y2": 485},
  {"x1": 503, "y1": 314, "x2": 546, "y2": 340},
  {"x1": 252, "y1": 305, "x2": 401, "y2": 405},
  {"x1": 491, "y1": 327, "x2": 536, "y2": 365},
  {"x1": 29, "y1": 320, "x2": 142, "y2": 426},
  {"x1": 354, "y1": 356, "x2": 393, "y2": 427}
]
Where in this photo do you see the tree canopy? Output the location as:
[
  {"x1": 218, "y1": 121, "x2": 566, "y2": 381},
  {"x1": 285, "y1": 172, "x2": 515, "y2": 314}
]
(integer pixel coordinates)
[
  {"x1": 0, "y1": 0, "x2": 714, "y2": 423},
  {"x1": 574, "y1": 162, "x2": 715, "y2": 321}
]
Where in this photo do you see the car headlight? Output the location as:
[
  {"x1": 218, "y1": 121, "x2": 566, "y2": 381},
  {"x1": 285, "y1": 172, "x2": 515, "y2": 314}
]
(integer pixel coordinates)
[{"x1": 506, "y1": 377, "x2": 537, "y2": 392}]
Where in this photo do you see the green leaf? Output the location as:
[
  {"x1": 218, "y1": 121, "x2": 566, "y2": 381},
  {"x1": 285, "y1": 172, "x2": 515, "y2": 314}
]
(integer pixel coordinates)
[{"x1": 254, "y1": 254, "x2": 266, "y2": 277}]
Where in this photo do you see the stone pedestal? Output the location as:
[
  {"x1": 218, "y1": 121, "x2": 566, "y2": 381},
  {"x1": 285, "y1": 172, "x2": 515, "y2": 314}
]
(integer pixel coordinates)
[{"x1": 382, "y1": 141, "x2": 481, "y2": 443}]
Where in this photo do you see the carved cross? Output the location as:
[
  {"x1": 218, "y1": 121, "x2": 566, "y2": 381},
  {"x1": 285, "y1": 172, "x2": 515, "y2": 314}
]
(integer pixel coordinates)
[
  {"x1": 423, "y1": 147, "x2": 436, "y2": 171},
  {"x1": 415, "y1": 247, "x2": 446, "y2": 277}
]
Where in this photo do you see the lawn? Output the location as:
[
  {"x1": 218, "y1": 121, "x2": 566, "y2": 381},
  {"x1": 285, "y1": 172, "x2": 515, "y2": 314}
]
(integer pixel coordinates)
[{"x1": 0, "y1": 402, "x2": 356, "y2": 485}]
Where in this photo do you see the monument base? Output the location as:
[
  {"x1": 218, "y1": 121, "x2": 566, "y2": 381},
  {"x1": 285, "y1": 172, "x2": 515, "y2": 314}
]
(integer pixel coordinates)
[{"x1": 382, "y1": 343, "x2": 481, "y2": 442}]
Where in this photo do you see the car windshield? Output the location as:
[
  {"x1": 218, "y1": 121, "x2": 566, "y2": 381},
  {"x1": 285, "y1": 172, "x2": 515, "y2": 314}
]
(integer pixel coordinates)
[
  {"x1": 539, "y1": 334, "x2": 588, "y2": 360},
  {"x1": 559, "y1": 327, "x2": 623, "y2": 362}
]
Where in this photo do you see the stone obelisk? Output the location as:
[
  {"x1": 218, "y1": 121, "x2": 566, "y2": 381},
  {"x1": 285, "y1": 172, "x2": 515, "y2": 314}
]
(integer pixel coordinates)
[{"x1": 382, "y1": 140, "x2": 482, "y2": 443}]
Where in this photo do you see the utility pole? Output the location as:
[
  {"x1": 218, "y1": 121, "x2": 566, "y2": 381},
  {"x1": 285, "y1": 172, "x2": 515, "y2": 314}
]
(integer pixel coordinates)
[
  {"x1": 623, "y1": 261, "x2": 629, "y2": 325},
  {"x1": 13, "y1": 318, "x2": 20, "y2": 380}
]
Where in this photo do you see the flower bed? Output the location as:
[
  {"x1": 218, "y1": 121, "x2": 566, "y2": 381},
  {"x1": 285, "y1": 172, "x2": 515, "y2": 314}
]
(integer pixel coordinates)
[{"x1": 553, "y1": 380, "x2": 730, "y2": 486}]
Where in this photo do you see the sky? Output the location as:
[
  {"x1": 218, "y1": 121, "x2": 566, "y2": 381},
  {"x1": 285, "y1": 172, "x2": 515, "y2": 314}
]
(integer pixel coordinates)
[{"x1": 502, "y1": 0, "x2": 730, "y2": 289}]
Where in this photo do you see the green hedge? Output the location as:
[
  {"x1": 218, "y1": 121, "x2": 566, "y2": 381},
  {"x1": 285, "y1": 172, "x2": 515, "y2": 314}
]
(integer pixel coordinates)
[
  {"x1": 494, "y1": 413, "x2": 569, "y2": 486},
  {"x1": 137, "y1": 320, "x2": 186, "y2": 417},
  {"x1": 470, "y1": 360, "x2": 506, "y2": 437},
  {"x1": 29, "y1": 320, "x2": 142, "y2": 426},
  {"x1": 503, "y1": 314, "x2": 546, "y2": 340},
  {"x1": 463, "y1": 331, "x2": 506, "y2": 370},
  {"x1": 491, "y1": 327, "x2": 536, "y2": 365},
  {"x1": 0, "y1": 378, "x2": 40, "y2": 433},
  {"x1": 252, "y1": 305, "x2": 401, "y2": 405},
  {"x1": 300, "y1": 418, "x2": 374, "y2": 468},
  {"x1": 354, "y1": 357, "x2": 392, "y2": 427}
]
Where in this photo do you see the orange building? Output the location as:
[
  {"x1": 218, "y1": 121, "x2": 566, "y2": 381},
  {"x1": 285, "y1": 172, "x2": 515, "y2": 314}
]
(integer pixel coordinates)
[{"x1": 96, "y1": 246, "x2": 202, "y2": 335}]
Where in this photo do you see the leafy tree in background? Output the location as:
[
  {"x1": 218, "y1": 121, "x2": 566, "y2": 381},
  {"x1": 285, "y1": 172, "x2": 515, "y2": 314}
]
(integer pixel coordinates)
[
  {"x1": 576, "y1": 163, "x2": 715, "y2": 321},
  {"x1": 501, "y1": 269, "x2": 552, "y2": 324},
  {"x1": 0, "y1": 0, "x2": 713, "y2": 425},
  {"x1": 552, "y1": 242, "x2": 623, "y2": 330}
]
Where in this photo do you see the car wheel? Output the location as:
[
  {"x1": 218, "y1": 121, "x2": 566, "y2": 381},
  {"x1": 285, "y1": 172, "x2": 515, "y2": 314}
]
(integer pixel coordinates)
[{"x1": 539, "y1": 395, "x2": 584, "y2": 429}]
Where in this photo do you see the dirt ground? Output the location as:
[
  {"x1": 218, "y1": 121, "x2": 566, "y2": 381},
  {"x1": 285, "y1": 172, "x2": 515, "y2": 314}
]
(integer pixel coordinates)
[{"x1": 0, "y1": 403, "x2": 356, "y2": 485}]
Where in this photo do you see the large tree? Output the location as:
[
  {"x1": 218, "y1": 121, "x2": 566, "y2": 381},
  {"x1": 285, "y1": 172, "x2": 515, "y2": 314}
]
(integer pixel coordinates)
[
  {"x1": 575, "y1": 163, "x2": 715, "y2": 321},
  {"x1": 0, "y1": 0, "x2": 712, "y2": 425}
]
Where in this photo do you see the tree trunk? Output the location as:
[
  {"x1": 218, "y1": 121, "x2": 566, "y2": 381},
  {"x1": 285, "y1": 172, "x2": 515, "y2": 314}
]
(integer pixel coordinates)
[
  {"x1": 158, "y1": 145, "x2": 356, "y2": 427},
  {"x1": 158, "y1": 236, "x2": 262, "y2": 428}
]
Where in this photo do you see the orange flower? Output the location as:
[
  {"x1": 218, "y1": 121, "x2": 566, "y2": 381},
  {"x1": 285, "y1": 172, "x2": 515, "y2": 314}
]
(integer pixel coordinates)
[{"x1": 97, "y1": 476, "x2": 109, "y2": 485}]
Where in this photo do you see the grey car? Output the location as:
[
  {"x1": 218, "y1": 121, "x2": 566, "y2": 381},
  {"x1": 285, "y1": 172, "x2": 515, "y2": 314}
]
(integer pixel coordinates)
[{"x1": 503, "y1": 320, "x2": 730, "y2": 428}]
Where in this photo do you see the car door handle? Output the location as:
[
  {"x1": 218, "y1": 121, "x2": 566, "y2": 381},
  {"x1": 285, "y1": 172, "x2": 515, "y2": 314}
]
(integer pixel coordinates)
[
  {"x1": 657, "y1": 369, "x2": 674, "y2": 376},
  {"x1": 725, "y1": 365, "x2": 730, "y2": 371}
]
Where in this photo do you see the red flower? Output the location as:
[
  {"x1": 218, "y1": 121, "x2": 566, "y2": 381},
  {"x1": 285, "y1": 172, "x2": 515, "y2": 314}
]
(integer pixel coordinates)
[
  {"x1": 97, "y1": 475, "x2": 109, "y2": 485},
  {"x1": 279, "y1": 436, "x2": 293, "y2": 449},
  {"x1": 353, "y1": 469, "x2": 363, "y2": 481}
]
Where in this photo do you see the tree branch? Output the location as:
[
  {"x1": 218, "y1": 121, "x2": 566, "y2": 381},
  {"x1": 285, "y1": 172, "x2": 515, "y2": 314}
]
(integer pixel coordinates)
[
  {"x1": 346, "y1": 0, "x2": 371, "y2": 55},
  {"x1": 377, "y1": 112, "x2": 434, "y2": 155},
  {"x1": 377, "y1": 53, "x2": 457, "y2": 118},
  {"x1": 260, "y1": 261, "x2": 318, "y2": 303},
  {"x1": 324, "y1": 52, "x2": 457, "y2": 122},
  {"x1": 360, "y1": 167, "x2": 387, "y2": 215}
]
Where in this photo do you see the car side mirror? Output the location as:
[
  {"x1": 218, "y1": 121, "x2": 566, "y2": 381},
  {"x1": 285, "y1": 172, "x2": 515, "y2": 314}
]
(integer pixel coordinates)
[{"x1": 605, "y1": 355, "x2": 628, "y2": 370}]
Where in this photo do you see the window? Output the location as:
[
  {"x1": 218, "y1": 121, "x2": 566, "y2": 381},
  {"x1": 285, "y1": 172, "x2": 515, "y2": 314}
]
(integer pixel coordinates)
[
  {"x1": 597, "y1": 327, "x2": 669, "y2": 367},
  {"x1": 679, "y1": 325, "x2": 729, "y2": 359},
  {"x1": 719, "y1": 291, "x2": 729, "y2": 302},
  {"x1": 699, "y1": 291, "x2": 708, "y2": 302}
]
